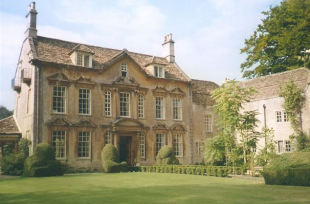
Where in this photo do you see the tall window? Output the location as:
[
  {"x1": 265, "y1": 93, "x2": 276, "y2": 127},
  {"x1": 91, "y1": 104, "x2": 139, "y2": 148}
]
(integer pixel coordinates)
[
  {"x1": 205, "y1": 115, "x2": 213, "y2": 133},
  {"x1": 283, "y1": 112, "x2": 289, "y2": 122},
  {"x1": 154, "y1": 66, "x2": 165, "y2": 78},
  {"x1": 173, "y1": 98, "x2": 182, "y2": 120},
  {"x1": 120, "y1": 92, "x2": 130, "y2": 117},
  {"x1": 52, "y1": 86, "x2": 66, "y2": 113},
  {"x1": 276, "y1": 111, "x2": 282, "y2": 122},
  {"x1": 105, "y1": 131, "x2": 112, "y2": 145},
  {"x1": 278, "y1": 140, "x2": 284, "y2": 153},
  {"x1": 285, "y1": 140, "x2": 291, "y2": 152},
  {"x1": 79, "y1": 89, "x2": 90, "y2": 115},
  {"x1": 121, "y1": 63, "x2": 127, "y2": 77},
  {"x1": 52, "y1": 130, "x2": 66, "y2": 159},
  {"x1": 78, "y1": 132, "x2": 90, "y2": 158},
  {"x1": 173, "y1": 134, "x2": 183, "y2": 157},
  {"x1": 155, "y1": 133, "x2": 165, "y2": 155},
  {"x1": 196, "y1": 141, "x2": 204, "y2": 156},
  {"x1": 104, "y1": 91, "x2": 111, "y2": 117},
  {"x1": 156, "y1": 96, "x2": 164, "y2": 119},
  {"x1": 138, "y1": 95, "x2": 144, "y2": 118},
  {"x1": 139, "y1": 132, "x2": 145, "y2": 159}
]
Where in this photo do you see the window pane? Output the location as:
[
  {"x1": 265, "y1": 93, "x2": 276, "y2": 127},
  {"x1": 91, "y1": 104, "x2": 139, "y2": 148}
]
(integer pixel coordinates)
[
  {"x1": 139, "y1": 132, "x2": 145, "y2": 158},
  {"x1": 121, "y1": 63, "x2": 127, "y2": 77},
  {"x1": 105, "y1": 131, "x2": 112, "y2": 145},
  {"x1": 205, "y1": 115, "x2": 212, "y2": 133},
  {"x1": 52, "y1": 130, "x2": 66, "y2": 159},
  {"x1": 120, "y1": 92, "x2": 130, "y2": 117},
  {"x1": 105, "y1": 91, "x2": 111, "y2": 117},
  {"x1": 156, "y1": 133, "x2": 165, "y2": 155},
  {"x1": 276, "y1": 111, "x2": 282, "y2": 122},
  {"x1": 84, "y1": 55, "x2": 90, "y2": 67},
  {"x1": 138, "y1": 95, "x2": 144, "y2": 118},
  {"x1": 52, "y1": 86, "x2": 66, "y2": 113},
  {"x1": 78, "y1": 131, "x2": 90, "y2": 158},
  {"x1": 173, "y1": 98, "x2": 182, "y2": 120},
  {"x1": 156, "y1": 97, "x2": 163, "y2": 119},
  {"x1": 173, "y1": 134, "x2": 183, "y2": 157},
  {"x1": 77, "y1": 53, "x2": 83, "y2": 66},
  {"x1": 79, "y1": 89, "x2": 90, "y2": 114}
]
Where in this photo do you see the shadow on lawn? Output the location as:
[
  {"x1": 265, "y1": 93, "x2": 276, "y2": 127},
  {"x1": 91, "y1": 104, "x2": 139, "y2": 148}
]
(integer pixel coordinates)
[{"x1": 1, "y1": 182, "x2": 310, "y2": 204}]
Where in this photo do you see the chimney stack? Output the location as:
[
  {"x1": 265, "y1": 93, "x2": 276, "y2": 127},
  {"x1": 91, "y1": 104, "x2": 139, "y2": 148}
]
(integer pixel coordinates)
[
  {"x1": 162, "y1": 33, "x2": 175, "y2": 63},
  {"x1": 25, "y1": 2, "x2": 37, "y2": 38}
]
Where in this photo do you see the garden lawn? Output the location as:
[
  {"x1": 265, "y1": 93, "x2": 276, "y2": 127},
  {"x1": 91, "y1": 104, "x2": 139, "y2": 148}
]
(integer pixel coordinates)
[{"x1": 0, "y1": 173, "x2": 310, "y2": 204}]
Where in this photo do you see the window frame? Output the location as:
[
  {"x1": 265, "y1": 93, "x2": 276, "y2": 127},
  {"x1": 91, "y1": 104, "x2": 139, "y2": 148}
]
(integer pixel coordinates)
[
  {"x1": 285, "y1": 140, "x2": 291, "y2": 152},
  {"x1": 278, "y1": 140, "x2": 284, "y2": 153},
  {"x1": 121, "y1": 63, "x2": 128, "y2": 77},
  {"x1": 78, "y1": 88, "x2": 91, "y2": 115},
  {"x1": 172, "y1": 98, "x2": 182, "y2": 120},
  {"x1": 104, "y1": 131, "x2": 112, "y2": 145},
  {"x1": 139, "y1": 132, "x2": 146, "y2": 159},
  {"x1": 120, "y1": 92, "x2": 130, "y2": 117},
  {"x1": 276, "y1": 111, "x2": 282, "y2": 122},
  {"x1": 283, "y1": 111, "x2": 289, "y2": 122},
  {"x1": 76, "y1": 52, "x2": 91, "y2": 68},
  {"x1": 205, "y1": 114, "x2": 213, "y2": 133},
  {"x1": 155, "y1": 133, "x2": 165, "y2": 155},
  {"x1": 78, "y1": 131, "x2": 91, "y2": 159},
  {"x1": 52, "y1": 86, "x2": 66, "y2": 114},
  {"x1": 137, "y1": 94, "x2": 144, "y2": 118},
  {"x1": 154, "y1": 65, "x2": 165, "y2": 78},
  {"x1": 52, "y1": 130, "x2": 66, "y2": 160},
  {"x1": 173, "y1": 134, "x2": 183, "y2": 157},
  {"x1": 104, "y1": 91, "x2": 112, "y2": 117},
  {"x1": 155, "y1": 96, "x2": 165, "y2": 119}
]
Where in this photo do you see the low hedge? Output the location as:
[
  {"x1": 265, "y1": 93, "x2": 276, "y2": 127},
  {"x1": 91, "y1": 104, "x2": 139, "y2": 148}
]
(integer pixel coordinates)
[
  {"x1": 139, "y1": 165, "x2": 246, "y2": 177},
  {"x1": 263, "y1": 168, "x2": 310, "y2": 186}
]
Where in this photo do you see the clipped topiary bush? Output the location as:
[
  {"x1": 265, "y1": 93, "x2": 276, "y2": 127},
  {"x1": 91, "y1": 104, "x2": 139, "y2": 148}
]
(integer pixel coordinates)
[
  {"x1": 24, "y1": 143, "x2": 64, "y2": 177},
  {"x1": 156, "y1": 146, "x2": 179, "y2": 165},
  {"x1": 263, "y1": 152, "x2": 310, "y2": 186},
  {"x1": 101, "y1": 144, "x2": 127, "y2": 173}
]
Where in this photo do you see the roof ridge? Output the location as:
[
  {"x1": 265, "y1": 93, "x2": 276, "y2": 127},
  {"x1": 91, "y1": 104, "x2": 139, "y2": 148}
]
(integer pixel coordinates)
[
  {"x1": 241, "y1": 67, "x2": 309, "y2": 84},
  {"x1": 0, "y1": 115, "x2": 13, "y2": 122}
]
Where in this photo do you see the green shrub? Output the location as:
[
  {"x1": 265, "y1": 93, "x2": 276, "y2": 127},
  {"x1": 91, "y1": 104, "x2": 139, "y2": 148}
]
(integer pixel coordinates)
[
  {"x1": 156, "y1": 146, "x2": 179, "y2": 165},
  {"x1": 263, "y1": 152, "x2": 310, "y2": 186},
  {"x1": 101, "y1": 144, "x2": 127, "y2": 173},
  {"x1": 0, "y1": 152, "x2": 25, "y2": 175},
  {"x1": 24, "y1": 143, "x2": 64, "y2": 177}
]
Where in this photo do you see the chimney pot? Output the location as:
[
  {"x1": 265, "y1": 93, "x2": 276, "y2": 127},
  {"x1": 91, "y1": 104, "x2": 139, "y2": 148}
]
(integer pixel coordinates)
[{"x1": 25, "y1": 1, "x2": 38, "y2": 38}]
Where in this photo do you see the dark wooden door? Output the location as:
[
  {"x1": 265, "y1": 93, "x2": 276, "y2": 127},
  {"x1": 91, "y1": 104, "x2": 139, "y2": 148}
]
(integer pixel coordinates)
[{"x1": 119, "y1": 136, "x2": 132, "y2": 164}]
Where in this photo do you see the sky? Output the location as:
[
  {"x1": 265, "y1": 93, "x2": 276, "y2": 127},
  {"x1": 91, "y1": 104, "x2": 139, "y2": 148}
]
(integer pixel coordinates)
[{"x1": 0, "y1": 0, "x2": 282, "y2": 110}]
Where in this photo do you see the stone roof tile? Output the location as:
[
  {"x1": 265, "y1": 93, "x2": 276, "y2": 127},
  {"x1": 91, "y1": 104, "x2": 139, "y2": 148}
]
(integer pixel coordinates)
[{"x1": 0, "y1": 116, "x2": 20, "y2": 135}]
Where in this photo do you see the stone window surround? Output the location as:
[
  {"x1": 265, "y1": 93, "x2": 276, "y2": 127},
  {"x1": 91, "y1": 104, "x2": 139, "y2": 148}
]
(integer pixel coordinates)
[
  {"x1": 172, "y1": 97, "x2": 182, "y2": 121},
  {"x1": 52, "y1": 130, "x2": 66, "y2": 160},
  {"x1": 78, "y1": 88, "x2": 91, "y2": 116},
  {"x1": 77, "y1": 131, "x2": 91, "y2": 159},
  {"x1": 52, "y1": 85, "x2": 67, "y2": 114}
]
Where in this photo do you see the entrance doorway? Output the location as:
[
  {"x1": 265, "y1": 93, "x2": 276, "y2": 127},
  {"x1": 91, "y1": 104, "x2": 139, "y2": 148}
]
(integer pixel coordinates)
[{"x1": 119, "y1": 136, "x2": 132, "y2": 164}]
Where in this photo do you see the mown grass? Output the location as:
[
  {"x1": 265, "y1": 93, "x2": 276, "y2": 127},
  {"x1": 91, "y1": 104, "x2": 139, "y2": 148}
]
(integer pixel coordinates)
[{"x1": 0, "y1": 173, "x2": 309, "y2": 204}]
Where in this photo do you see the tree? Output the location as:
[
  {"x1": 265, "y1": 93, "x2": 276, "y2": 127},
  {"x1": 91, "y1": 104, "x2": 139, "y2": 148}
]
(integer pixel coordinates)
[
  {"x1": 0, "y1": 106, "x2": 13, "y2": 120},
  {"x1": 241, "y1": 0, "x2": 310, "y2": 78},
  {"x1": 279, "y1": 81, "x2": 309, "y2": 151},
  {"x1": 211, "y1": 80, "x2": 257, "y2": 166},
  {"x1": 255, "y1": 128, "x2": 276, "y2": 167}
]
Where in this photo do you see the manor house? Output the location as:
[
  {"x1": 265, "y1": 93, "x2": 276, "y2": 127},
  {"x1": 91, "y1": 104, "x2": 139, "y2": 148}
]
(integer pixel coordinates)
[{"x1": 0, "y1": 3, "x2": 217, "y2": 169}]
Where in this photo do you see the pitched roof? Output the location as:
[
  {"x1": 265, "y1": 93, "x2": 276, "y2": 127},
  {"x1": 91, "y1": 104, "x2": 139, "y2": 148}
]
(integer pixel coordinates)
[
  {"x1": 0, "y1": 116, "x2": 21, "y2": 135},
  {"x1": 239, "y1": 68, "x2": 310, "y2": 100},
  {"x1": 33, "y1": 36, "x2": 190, "y2": 82}
]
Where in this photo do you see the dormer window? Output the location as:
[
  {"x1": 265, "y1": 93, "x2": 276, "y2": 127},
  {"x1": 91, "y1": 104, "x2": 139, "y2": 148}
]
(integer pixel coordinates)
[
  {"x1": 121, "y1": 63, "x2": 128, "y2": 77},
  {"x1": 154, "y1": 66, "x2": 165, "y2": 78},
  {"x1": 76, "y1": 52, "x2": 92, "y2": 68}
]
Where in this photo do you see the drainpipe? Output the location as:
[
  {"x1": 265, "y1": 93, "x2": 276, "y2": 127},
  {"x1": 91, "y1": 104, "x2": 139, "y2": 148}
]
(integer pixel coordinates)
[{"x1": 263, "y1": 104, "x2": 267, "y2": 147}]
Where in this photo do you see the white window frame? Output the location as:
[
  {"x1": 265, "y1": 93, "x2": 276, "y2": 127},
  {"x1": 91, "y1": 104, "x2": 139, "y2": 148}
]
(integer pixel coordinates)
[
  {"x1": 52, "y1": 86, "x2": 66, "y2": 114},
  {"x1": 278, "y1": 140, "x2": 284, "y2": 153},
  {"x1": 104, "y1": 91, "x2": 112, "y2": 117},
  {"x1": 173, "y1": 134, "x2": 183, "y2": 157},
  {"x1": 138, "y1": 94, "x2": 144, "y2": 118},
  {"x1": 121, "y1": 63, "x2": 128, "y2": 77},
  {"x1": 205, "y1": 114, "x2": 213, "y2": 133},
  {"x1": 173, "y1": 98, "x2": 182, "y2": 120},
  {"x1": 78, "y1": 131, "x2": 91, "y2": 159},
  {"x1": 155, "y1": 96, "x2": 164, "y2": 119},
  {"x1": 276, "y1": 111, "x2": 282, "y2": 122},
  {"x1": 79, "y1": 88, "x2": 91, "y2": 115},
  {"x1": 154, "y1": 66, "x2": 165, "y2": 78},
  {"x1": 155, "y1": 133, "x2": 165, "y2": 155},
  {"x1": 139, "y1": 132, "x2": 146, "y2": 159},
  {"x1": 76, "y1": 52, "x2": 92, "y2": 68},
  {"x1": 52, "y1": 130, "x2": 66, "y2": 159},
  {"x1": 120, "y1": 92, "x2": 130, "y2": 117},
  {"x1": 105, "y1": 131, "x2": 112, "y2": 145}
]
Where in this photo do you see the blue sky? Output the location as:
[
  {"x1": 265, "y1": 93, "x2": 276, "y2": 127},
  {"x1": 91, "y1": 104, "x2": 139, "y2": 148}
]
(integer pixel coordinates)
[{"x1": 0, "y1": 0, "x2": 281, "y2": 110}]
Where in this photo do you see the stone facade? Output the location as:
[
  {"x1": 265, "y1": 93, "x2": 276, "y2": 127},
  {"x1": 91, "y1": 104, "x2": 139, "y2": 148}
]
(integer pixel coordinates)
[{"x1": 11, "y1": 3, "x2": 218, "y2": 170}]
